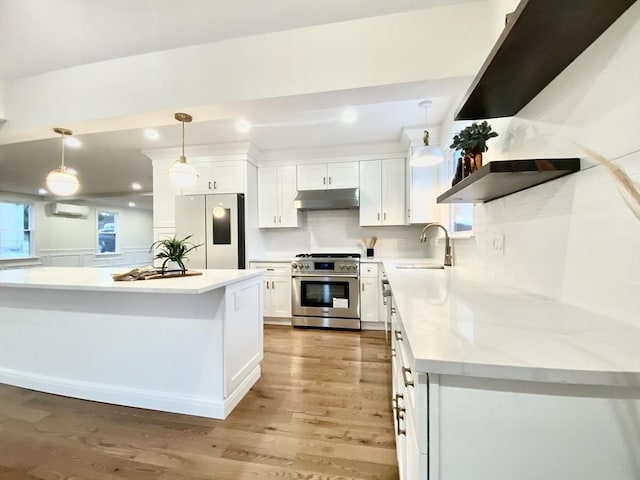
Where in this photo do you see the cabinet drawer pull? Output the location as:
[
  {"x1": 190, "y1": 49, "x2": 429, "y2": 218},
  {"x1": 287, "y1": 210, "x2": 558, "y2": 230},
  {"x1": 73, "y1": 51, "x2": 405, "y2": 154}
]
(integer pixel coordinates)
[
  {"x1": 395, "y1": 330, "x2": 402, "y2": 341},
  {"x1": 323, "y1": 177, "x2": 326, "y2": 185},
  {"x1": 402, "y1": 366, "x2": 414, "y2": 387},
  {"x1": 271, "y1": 281, "x2": 275, "y2": 289},
  {"x1": 266, "y1": 281, "x2": 269, "y2": 289},
  {"x1": 384, "y1": 212, "x2": 387, "y2": 221},
  {"x1": 208, "y1": 181, "x2": 212, "y2": 190},
  {"x1": 377, "y1": 212, "x2": 380, "y2": 221},
  {"x1": 213, "y1": 181, "x2": 217, "y2": 189},
  {"x1": 328, "y1": 176, "x2": 332, "y2": 184},
  {"x1": 397, "y1": 410, "x2": 406, "y2": 436},
  {"x1": 278, "y1": 216, "x2": 282, "y2": 223},
  {"x1": 273, "y1": 216, "x2": 277, "y2": 223}
]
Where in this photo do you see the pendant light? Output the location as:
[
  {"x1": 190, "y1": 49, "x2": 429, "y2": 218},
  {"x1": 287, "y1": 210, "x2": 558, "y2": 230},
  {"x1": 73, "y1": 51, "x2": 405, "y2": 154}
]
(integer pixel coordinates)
[
  {"x1": 411, "y1": 100, "x2": 443, "y2": 167},
  {"x1": 167, "y1": 112, "x2": 199, "y2": 188},
  {"x1": 46, "y1": 127, "x2": 79, "y2": 196}
]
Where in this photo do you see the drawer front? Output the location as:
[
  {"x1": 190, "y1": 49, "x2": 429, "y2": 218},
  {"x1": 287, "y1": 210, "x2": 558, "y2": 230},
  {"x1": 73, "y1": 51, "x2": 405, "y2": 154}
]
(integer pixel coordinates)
[
  {"x1": 361, "y1": 262, "x2": 379, "y2": 278},
  {"x1": 249, "y1": 262, "x2": 291, "y2": 275}
]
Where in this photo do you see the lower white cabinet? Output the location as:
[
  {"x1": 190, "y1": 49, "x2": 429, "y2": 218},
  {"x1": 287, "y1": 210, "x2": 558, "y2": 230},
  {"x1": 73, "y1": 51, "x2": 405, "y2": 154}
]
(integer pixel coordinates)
[
  {"x1": 390, "y1": 300, "x2": 640, "y2": 480},
  {"x1": 249, "y1": 262, "x2": 292, "y2": 318},
  {"x1": 360, "y1": 262, "x2": 380, "y2": 323}
]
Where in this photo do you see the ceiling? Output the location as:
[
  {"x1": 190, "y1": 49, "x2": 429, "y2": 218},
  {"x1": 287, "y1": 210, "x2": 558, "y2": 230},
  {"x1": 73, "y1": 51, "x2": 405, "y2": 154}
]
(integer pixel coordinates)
[{"x1": 0, "y1": 0, "x2": 476, "y2": 210}]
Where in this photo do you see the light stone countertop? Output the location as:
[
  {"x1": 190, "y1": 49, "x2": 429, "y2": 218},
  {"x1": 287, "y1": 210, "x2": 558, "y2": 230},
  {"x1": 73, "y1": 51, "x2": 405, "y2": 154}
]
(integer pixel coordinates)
[
  {"x1": 0, "y1": 267, "x2": 262, "y2": 295},
  {"x1": 384, "y1": 260, "x2": 640, "y2": 387}
]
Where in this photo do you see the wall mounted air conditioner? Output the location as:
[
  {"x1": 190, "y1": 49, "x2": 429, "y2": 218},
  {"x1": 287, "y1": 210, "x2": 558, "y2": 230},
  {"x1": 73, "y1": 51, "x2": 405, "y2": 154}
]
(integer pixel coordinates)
[{"x1": 51, "y1": 203, "x2": 90, "y2": 217}]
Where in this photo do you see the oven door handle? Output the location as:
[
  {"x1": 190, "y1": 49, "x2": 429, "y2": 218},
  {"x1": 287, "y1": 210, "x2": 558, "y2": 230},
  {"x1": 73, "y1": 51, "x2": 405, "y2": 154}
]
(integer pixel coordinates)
[{"x1": 292, "y1": 274, "x2": 359, "y2": 279}]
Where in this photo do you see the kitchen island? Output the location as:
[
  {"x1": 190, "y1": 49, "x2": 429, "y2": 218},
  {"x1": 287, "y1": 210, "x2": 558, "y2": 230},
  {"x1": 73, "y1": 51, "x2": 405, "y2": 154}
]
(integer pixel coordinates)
[
  {"x1": 0, "y1": 267, "x2": 264, "y2": 419},
  {"x1": 384, "y1": 261, "x2": 640, "y2": 480}
]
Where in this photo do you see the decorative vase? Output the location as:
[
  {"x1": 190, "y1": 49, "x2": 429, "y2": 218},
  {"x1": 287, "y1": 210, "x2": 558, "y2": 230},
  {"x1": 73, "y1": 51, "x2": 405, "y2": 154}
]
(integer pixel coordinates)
[{"x1": 463, "y1": 152, "x2": 483, "y2": 177}]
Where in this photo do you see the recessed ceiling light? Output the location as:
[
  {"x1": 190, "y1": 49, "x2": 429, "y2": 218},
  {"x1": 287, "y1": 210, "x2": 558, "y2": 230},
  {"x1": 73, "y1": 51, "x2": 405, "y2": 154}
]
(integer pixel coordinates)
[
  {"x1": 65, "y1": 137, "x2": 81, "y2": 148},
  {"x1": 341, "y1": 109, "x2": 358, "y2": 124},
  {"x1": 128, "y1": 201, "x2": 136, "y2": 207},
  {"x1": 131, "y1": 182, "x2": 142, "y2": 190},
  {"x1": 235, "y1": 119, "x2": 251, "y2": 133},
  {"x1": 144, "y1": 128, "x2": 159, "y2": 140},
  {"x1": 38, "y1": 188, "x2": 48, "y2": 195}
]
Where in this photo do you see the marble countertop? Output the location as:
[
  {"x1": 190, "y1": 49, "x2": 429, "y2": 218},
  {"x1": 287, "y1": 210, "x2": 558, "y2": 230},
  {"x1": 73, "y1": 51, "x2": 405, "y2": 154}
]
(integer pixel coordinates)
[
  {"x1": 384, "y1": 260, "x2": 640, "y2": 387},
  {"x1": 0, "y1": 267, "x2": 262, "y2": 294}
]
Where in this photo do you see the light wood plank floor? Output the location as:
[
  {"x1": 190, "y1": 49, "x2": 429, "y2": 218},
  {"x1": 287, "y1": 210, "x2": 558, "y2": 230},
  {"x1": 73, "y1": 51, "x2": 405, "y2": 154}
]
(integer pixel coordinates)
[{"x1": 0, "y1": 325, "x2": 398, "y2": 480}]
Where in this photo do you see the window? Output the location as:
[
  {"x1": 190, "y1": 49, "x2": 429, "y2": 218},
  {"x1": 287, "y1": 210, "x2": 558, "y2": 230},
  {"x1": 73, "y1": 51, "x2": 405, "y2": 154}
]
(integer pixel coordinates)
[
  {"x1": 0, "y1": 201, "x2": 33, "y2": 259},
  {"x1": 97, "y1": 211, "x2": 118, "y2": 254},
  {"x1": 448, "y1": 151, "x2": 473, "y2": 233}
]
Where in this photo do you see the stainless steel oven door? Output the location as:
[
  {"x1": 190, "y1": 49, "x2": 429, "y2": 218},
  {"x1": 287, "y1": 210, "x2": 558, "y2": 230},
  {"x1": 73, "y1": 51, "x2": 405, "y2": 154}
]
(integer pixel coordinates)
[{"x1": 292, "y1": 274, "x2": 360, "y2": 319}]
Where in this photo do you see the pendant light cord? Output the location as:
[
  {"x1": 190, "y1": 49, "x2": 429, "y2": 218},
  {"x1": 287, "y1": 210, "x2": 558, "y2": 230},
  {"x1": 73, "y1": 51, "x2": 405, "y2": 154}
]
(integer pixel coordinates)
[
  {"x1": 181, "y1": 119, "x2": 185, "y2": 161},
  {"x1": 60, "y1": 132, "x2": 66, "y2": 170}
]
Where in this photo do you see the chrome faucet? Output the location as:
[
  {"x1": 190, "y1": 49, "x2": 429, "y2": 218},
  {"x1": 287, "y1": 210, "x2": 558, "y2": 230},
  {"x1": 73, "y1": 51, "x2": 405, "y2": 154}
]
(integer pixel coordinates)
[{"x1": 419, "y1": 222, "x2": 453, "y2": 266}]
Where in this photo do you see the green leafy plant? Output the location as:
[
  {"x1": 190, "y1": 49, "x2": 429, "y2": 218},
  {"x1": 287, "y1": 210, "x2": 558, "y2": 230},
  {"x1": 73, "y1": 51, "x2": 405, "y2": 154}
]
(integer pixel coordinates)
[
  {"x1": 149, "y1": 235, "x2": 202, "y2": 275},
  {"x1": 449, "y1": 121, "x2": 498, "y2": 154}
]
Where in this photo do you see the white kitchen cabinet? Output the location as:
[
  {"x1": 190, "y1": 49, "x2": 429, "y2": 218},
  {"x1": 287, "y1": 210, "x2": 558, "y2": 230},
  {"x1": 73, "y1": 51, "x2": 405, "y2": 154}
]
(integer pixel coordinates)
[
  {"x1": 182, "y1": 160, "x2": 245, "y2": 195},
  {"x1": 152, "y1": 159, "x2": 182, "y2": 228},
  {"x1": 359, "y1": 159, "x2": 405, "y2": 226},
  {"x1": 360, "y1": 262, "x2": 380, "y2": 324},
  {"x1": 407, "y1": 163, "x2": 440, "y2": 224},
  {"x1": 390, "y1": 298, "x2": 640, "y2": 480},
  {"x1": 296, "y1": 161, "x2": 359, "y2": 191},
  {"x1": 249, "y1": 262, "x2": 292, "y2": 318},
  {"x1": 258, "y1": 166, "x2": 299, "y2": 228}
]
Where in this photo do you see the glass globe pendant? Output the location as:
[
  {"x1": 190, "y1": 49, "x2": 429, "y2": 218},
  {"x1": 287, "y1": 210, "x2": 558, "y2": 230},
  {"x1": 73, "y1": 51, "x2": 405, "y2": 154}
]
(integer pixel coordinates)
[
  {"x1": 46, "y1": 127, "x2": 80, "y2": 196},
  {"x1": 167, "y1": 113, "x2": 199, "y2": 188}
]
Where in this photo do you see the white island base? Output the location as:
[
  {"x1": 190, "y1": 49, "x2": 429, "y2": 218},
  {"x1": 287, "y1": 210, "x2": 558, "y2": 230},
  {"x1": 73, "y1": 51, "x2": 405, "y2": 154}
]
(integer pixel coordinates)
[{"x1": 0, "y1": 267, "x2": 264, "y2": 419}]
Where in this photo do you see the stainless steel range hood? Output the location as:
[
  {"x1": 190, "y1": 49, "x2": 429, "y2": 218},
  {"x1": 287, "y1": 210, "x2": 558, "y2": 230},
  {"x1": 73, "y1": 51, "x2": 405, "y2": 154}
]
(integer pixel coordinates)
[{"x1": 294, "y1": 188, "x2": 359, "y2": 210}]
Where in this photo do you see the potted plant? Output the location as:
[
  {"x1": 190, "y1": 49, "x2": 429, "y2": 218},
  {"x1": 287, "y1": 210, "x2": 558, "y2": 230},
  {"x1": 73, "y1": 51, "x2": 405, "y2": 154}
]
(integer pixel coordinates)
[
  {"x1": 149, "y1": 235, "x2": 202, "y2": 275},
  {"x1": 450, "y1": 121, "x2": 499, "y2": 182}
]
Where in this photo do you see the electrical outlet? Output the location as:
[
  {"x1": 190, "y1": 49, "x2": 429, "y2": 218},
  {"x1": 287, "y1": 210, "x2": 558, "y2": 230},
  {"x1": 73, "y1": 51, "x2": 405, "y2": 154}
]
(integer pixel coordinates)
[
  {"x1": 491, "y1": 234, "x2": 505, "y2": 254},
  {"x1": 397, "y1": 238, "x2": 407, "y2": 247}
]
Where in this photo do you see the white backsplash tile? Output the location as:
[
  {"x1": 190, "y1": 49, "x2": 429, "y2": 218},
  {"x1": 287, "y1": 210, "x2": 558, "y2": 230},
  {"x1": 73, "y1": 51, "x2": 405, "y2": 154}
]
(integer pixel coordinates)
[
  {"x1": 262, "y1": 209, "x2": 428, "y2": 258},
  {"x1": 451, "y1": 153, "x2": 640, "y2": 324}
]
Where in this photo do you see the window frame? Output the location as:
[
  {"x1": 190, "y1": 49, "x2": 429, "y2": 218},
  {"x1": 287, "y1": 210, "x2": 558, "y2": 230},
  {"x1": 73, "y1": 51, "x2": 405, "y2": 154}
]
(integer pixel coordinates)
[
  {"x1": 0, "y1": 201, "x2": 34, "y2": 260},
  {"x1": 96, "y1": 210, "x2": 120, "y2": 255}
]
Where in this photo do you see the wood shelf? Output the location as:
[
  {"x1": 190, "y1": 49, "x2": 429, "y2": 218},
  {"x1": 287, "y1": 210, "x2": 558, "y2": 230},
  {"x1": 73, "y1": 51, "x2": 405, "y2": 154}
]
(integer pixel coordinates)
[
  {"x1": 436, "y1": 159, "x2": 580, "y2": 204},
  {"x1": 454, "y1": 0, "x2": 636, "y2": 121}
]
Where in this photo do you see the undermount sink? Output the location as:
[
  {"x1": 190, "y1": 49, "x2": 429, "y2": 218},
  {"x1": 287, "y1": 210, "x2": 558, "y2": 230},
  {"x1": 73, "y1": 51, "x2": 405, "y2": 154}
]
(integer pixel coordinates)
[{"x1": 394, "y1": 263, "x2": 445, "y2": 270}]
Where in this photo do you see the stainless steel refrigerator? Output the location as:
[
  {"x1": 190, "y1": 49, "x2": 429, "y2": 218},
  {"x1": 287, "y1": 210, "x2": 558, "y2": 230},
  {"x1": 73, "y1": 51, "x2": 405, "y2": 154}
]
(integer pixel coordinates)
[{"x1": 175, "y1": 194, "x2": 245, "y2": 269}]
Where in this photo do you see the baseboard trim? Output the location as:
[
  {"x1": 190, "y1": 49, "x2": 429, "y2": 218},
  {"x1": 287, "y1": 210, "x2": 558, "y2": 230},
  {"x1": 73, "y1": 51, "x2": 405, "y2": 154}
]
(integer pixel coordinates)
[{"x1": 0, "y1": 366, "x2": 258, "y2": 419}]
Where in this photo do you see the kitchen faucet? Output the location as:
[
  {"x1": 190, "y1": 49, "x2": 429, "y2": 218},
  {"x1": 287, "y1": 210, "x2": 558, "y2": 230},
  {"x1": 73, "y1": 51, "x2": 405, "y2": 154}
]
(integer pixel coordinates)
[{"x1": 419, "y1": 223, "x2": 453, "y2": 266}]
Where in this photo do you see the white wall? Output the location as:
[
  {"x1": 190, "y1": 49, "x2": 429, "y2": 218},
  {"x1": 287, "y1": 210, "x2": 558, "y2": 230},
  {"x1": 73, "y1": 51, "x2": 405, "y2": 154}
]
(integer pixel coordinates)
[
  {"x1": 445, "y1": 3, "x2": 640, "y2": 323},
  {"x1": 0, "y1": 192, "x2": 153, "y2": 269}
]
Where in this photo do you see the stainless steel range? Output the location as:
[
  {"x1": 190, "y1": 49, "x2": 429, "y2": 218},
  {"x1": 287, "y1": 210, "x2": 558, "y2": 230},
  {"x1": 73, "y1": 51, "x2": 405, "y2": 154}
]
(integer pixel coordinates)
[{"x1": 291, "y1": 253, "x2": 361, "y2": 330}]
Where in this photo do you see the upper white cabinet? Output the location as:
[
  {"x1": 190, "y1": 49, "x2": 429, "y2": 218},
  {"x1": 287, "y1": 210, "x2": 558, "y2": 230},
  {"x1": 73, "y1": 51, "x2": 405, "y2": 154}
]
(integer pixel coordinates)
[
  {"x1": 297, "y1": 161, "x2": 359, "y2": 191},
  {"x1": 152, "y1": 159, "x2": 182, "y2": 228},
  {"x1": 359, "y1": 159, "x2": 405, "y2": 226},
  {"x1": 182, "y1": 160, "x2": 245, "y2": 195},
  {"x1": 258, "y1": 166, "x2": 299, "y2": 228},
  {"x1": 407, "y1": 164, "x2": 440, "y2": 224}
]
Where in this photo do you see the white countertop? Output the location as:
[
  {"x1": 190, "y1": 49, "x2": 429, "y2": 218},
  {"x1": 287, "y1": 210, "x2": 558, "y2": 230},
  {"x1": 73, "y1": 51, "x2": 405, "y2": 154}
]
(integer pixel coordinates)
[
  {"x1": 0, "y1": 267, "x2": 262, "y2": 294},
  {"x1": 384, "y1": 260, "x2": 640, "y2": 387}
]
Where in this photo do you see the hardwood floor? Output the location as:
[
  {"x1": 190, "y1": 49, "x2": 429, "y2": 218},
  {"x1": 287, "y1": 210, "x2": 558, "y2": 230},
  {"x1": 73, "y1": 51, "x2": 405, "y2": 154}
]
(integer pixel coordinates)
[{"x1": 0, "y1": 325, "x2": 398, "y2": 480}]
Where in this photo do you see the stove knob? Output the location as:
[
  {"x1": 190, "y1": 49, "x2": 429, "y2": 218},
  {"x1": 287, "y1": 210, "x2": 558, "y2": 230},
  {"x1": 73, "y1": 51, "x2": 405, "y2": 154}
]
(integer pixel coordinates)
[
  {"x1": 292, "y1": 264, "x2": 298, "y2": 269},
  {"x1": 304, "y1": 264, "x2": 310, "y2": 269}
]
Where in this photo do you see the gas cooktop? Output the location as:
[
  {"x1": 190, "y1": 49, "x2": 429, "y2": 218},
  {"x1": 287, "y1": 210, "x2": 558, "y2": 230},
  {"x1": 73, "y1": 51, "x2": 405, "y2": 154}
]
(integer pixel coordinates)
[{"x1": 294, "y1": 253, "x2": 361, "y2": 259}]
